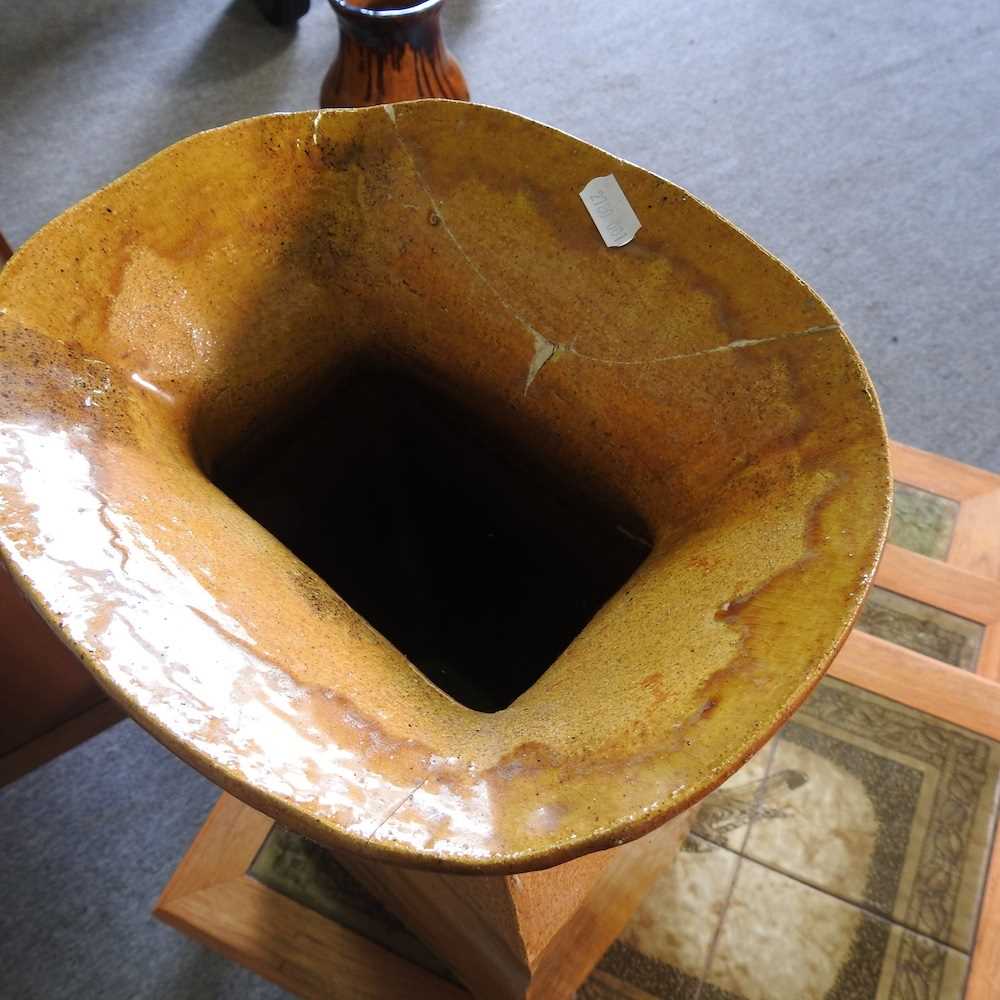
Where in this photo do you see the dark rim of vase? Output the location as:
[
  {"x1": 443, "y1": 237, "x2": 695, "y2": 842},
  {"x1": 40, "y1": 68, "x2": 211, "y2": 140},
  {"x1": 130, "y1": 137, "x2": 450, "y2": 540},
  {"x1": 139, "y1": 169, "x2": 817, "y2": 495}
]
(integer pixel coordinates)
[{"x1": 329, "y1": 0, "x2": 444, "y2": 19}]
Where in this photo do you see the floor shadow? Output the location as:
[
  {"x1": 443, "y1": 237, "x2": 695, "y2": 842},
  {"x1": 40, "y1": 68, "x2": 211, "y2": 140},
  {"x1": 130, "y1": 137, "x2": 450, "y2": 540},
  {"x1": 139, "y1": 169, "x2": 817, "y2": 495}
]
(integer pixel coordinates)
[
  {"x1": 0, "y1": 0, "x2": 152, "y2": 87},
  {"x1": 173, "y1": 0, "x2": 301, "y2": 88}
]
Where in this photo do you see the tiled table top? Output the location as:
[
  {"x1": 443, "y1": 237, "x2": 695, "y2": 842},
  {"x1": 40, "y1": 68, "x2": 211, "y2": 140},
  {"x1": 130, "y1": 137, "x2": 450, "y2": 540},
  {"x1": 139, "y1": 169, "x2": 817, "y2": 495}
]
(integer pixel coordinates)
[
  {"x1": 851, "y1": 460, "x2": 996, "y2": 681},
  {"x1": 856, "y1": 587, "x2": 983, "y2": 671},
  {"x1": 887, "y1": 483, "x2": 959, "y2": 562},
  {"x1": 250, "y1": 675, "x2": 1000, "y2": 1000},
  {"x1": 855, "y1": 475, "x2": 985, "y2": 673},
  {"x1": 252, "y1": 825, "x2": 454, "y2": 981},
  {"x1": 589, "y1": 676, "x2": 1000, "y2": 1000},
  {"x1": 164, "y1": 445, "x2": 1000, "y2": 1000}
]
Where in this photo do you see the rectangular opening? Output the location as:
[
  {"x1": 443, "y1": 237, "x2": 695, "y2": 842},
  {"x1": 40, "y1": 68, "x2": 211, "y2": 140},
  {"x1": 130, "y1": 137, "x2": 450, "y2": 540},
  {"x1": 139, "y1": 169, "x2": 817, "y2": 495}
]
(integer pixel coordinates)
[{"x1": 212, "y1": 366, "x2": 650, "y2": 712}]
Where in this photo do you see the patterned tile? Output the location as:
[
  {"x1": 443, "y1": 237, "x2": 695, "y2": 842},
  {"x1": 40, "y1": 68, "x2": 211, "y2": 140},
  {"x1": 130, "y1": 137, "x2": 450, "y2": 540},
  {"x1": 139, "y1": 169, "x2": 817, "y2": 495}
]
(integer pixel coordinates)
[
  {"x1": 706, "y1": 857, "x2": 969, "y2": 1000},
  {"x1": 742, "y1": 677, "x2": 1000, "y2": 951},
  {"x1": 888, "y1": 483, "x2": 958, "y2": 560},
  {"x1": 249, "y1": 825, "x2": 453, "y2": 979},
  {"x1": 580, "y1": 834, "x2": 738, "y2": 1000},
  {"x1": 856, "y1": 586, "x2": 984, "y2": 670},
  {"x1": 244, "y1": 677, "x2": 1000, "y2": 999},
  {"x1": 690, "y1": 748, "x2": 772, "y2": 850}
]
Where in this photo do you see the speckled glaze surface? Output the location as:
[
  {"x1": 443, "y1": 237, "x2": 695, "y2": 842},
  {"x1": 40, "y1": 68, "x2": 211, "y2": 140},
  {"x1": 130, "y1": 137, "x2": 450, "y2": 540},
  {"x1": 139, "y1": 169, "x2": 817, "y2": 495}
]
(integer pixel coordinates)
[{"x1": 0, "y1": 102, "x2": 890, "y2": 873}]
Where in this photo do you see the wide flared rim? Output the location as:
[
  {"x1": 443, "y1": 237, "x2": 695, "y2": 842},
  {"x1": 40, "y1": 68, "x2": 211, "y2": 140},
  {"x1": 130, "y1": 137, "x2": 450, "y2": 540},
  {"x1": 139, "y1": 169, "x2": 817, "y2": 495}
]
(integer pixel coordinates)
[{"x1": 0, "y1": 102, "x2": 891, "y2": 873}]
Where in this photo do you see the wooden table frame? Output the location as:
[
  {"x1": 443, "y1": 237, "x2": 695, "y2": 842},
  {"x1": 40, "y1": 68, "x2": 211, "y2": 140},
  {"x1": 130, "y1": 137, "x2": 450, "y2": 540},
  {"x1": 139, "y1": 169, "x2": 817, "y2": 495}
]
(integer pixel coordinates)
[
  {"x1": 157, "y1": 794, "x2": 467, "y2": 999},
  {"x1": 832, "y1": 442, "x2": 1000, "y2": 740}
]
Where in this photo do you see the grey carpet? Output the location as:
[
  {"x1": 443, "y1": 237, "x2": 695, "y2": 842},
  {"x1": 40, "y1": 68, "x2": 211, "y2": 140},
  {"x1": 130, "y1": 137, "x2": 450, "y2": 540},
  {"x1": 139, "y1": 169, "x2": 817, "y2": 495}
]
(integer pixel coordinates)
[
  {"x1": 0, "y1": 721, "x2": 279, "y2": 999},
  {"x1": 0, "y1": 0, "x2": 998, "y2": 997}
]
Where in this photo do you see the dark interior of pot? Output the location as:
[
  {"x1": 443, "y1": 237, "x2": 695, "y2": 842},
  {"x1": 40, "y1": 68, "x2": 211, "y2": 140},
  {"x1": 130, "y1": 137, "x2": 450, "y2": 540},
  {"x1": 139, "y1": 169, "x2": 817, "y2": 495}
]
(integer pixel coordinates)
[{"x1": 212, "y1": 362, "x2": 652, "y2": 712}]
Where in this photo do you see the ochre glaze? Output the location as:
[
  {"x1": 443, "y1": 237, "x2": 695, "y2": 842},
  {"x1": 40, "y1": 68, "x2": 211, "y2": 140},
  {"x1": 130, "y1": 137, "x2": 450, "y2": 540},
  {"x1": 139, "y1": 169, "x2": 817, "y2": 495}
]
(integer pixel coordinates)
[{"x1": 0, "y1": 102, "x2": 890, "y2": 873}]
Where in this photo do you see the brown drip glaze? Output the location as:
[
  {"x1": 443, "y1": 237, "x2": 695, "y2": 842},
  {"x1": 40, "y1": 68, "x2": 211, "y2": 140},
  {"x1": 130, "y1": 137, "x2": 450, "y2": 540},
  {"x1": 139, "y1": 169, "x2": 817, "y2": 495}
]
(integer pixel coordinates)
[{"x1": 320, "y1": 0, "x2": 468, "y2": 109}]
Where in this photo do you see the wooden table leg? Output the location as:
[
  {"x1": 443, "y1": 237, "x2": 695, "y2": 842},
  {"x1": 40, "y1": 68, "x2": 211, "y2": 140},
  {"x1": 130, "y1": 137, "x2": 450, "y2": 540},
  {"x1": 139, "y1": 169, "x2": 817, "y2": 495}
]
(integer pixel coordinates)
[{"x1": 335, "y1": 809, "x2": 696, "y2": 1000}]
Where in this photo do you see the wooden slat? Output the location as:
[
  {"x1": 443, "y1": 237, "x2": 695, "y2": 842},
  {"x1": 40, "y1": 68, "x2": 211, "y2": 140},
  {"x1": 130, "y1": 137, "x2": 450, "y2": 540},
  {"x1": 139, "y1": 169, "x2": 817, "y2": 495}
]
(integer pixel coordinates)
[
  {"x1": 829, "y1": 630, "x2": 1000, "y2": 740},
  {"x1": 156, "y1": 793, "x2": 274, "y2": 907},
  {"x1": 977, "y1": 626, "x2": 1000, "y2": 684},
  {"x1": 0, "y1": 561, "x2": 112, "y2": 758},
  {"x1": 158, "y1": 875, "x2": 465, "y2": 1000},
  {"x1": 155, "y1": 793, "x2": 466, "y2": 999},
  {"x1": 876, "y1": 545, "x2": 1000, "y2": 624},
  {"x1": 952, "y1": 491, "x2": 1000, "y2": 580},
  {"x1": 967, "y1": 829, "x2": 1000, "y2": 1000},
  {"x1": 889, "y1": 441, "x2": 1000, "y2": 501},
  {"x1": 0, "y1": 699, "x2": 124, "y2": 788}
]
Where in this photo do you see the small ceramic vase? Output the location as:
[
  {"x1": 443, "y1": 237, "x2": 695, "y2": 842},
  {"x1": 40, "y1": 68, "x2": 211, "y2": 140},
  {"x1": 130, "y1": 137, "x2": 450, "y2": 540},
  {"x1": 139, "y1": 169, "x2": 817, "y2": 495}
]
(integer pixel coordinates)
[{"x1": 320, "y1": 0, "x2": 469, "y2": 108}]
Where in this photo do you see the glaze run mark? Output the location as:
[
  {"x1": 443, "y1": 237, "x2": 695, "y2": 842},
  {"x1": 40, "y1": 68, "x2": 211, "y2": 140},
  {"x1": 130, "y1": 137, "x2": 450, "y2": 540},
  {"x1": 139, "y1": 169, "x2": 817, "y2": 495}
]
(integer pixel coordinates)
[
  {"x1": 640, "y1": 671, "x2": 670, "y2": 710},
  {"x1": 480, "y1": 689, "x2": 720, "y2": 801},
  {"x1": 97, "y1": 501, "x2": 131, "y2": 575},
  {"x1": 706, "y1": 471, "x2": 849, "y2": 698}
]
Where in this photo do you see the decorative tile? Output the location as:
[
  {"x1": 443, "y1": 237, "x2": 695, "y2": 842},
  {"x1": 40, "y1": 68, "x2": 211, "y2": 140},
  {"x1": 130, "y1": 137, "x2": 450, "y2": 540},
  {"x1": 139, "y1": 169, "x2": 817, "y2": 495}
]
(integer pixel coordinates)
[
  {"x1": 690, "y1": 748, "x2": 773, "y2": 850},
  {"x1": 742, "y1": 677, "x2": 1000, "y2": 951},
  {"x1": 888, "y1": 483, "x2": 958, "y2": 560},
  {"x1": 856, "y1": 586, "x2": 984, "y2": 670},
  {"x1": 249, "y1": 825, "x2": 452, "y2": 979},
  {"x1": 706, "y1": 857, "x2": 969, "y2": 1000},
  {"x1": 246, "y1": 678, "x2": 1000, "y2": 999},
  {"x1": 580, "y1": 833, "x2": 737, "y2": 1000}
]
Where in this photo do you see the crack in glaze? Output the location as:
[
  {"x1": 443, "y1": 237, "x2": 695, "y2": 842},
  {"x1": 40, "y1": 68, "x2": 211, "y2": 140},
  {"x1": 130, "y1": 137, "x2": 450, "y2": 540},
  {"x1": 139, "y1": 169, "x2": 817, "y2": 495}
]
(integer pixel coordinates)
[
  {"x1": 616, "y1": 524, "x2": 653, "y2": 549},
  {"x1": 524, "y1": 329, "x2": 557, "y2": 395},
  {"x1": 385, "y1": 114, "x2": 842, "y2": 392},
  {"x1": 366, "y1": 774, "x2": 431, "y2": 843},
  {"x1": 385, "y1": 114, "x2": 560, "y2": 395},
  {"x1": 528, "y1": 324, "x2": 839, "y2": 393},
  {"x1": 562, "y1": 324, "x2": 840, "y2": 367}
]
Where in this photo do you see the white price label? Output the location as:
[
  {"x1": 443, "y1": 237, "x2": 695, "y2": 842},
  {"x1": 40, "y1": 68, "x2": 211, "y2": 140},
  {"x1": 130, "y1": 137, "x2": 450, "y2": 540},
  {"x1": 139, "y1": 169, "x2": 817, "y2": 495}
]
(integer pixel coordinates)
[{"x1": 579, "y1": 174, "x2": 641, "y2": 248}]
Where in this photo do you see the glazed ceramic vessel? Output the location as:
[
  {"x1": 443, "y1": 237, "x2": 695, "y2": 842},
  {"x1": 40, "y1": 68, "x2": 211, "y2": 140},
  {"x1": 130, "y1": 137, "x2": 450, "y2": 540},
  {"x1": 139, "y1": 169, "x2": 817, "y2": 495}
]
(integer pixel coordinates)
[
  {"x1": 320, "y1": 0, "x2": 468, "y2": 108},
  {"x1": 0, "y1": 102, "x2": 890, "y2": 873}
]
